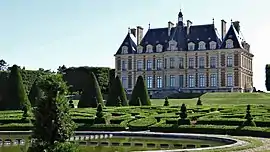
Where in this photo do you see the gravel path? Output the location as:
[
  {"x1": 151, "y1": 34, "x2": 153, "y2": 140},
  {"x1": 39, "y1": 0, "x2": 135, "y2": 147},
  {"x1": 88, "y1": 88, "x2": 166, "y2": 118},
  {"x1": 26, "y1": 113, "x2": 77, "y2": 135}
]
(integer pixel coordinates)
[{"x1": 233, "y1": 137, "x2": 270, "y2": 152}]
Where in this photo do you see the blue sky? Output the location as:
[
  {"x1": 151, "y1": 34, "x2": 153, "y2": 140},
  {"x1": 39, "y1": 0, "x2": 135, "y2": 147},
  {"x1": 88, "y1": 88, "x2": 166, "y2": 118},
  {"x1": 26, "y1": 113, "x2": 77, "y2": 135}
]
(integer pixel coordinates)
[{"x1": 0, "y1": 0, "x2": 269, "y2": 90}]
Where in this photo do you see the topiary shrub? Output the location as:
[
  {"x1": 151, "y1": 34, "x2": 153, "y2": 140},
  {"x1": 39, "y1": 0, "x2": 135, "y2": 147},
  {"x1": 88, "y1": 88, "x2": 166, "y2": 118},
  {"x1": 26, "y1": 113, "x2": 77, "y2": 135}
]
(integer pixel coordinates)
[
  {"x1": 178, "y1": 104, "x2": 190, "y2": 125},
  {"x1": 196, "y1": 97, "x2": 202, "y2": 106},
  {"x1": 129, "y1": 76, "x2": 151, "y2": 106},
  {"x1": 28, "y1": 79, "x2": 43, "y2": 107},
  {"x1": 69, "y1": 100, "x2": 74, "y2": 108},
  {"x1": 242, "y1": 104, "x2": 256, "y2": 127},
  {"x1": 94, "y1": 103, "x2": 106, "y2": 124},
  {"x1": 106, "y1": 76, "x2": 128, "y2": 106},
  {"x1": 164, "y1": 97, "x2": 169, "y2": 106},
  {"x1": 117, "y1": 96, "x2": 122, "y2": 107},
  {"x1": 78, "y1": 72, "x2": 104, "y2": 108}
]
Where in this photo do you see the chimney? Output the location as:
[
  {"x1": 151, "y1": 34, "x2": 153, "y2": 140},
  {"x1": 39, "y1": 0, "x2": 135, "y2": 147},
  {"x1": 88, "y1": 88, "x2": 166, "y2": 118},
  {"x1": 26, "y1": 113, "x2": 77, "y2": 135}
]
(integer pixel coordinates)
[
  {"x1": 233, "y1": 21, "x2": 240, "y2": 33},
  {"x1": 136, "y1": 26, "x2": 143, "y2": 45},
  {"x1": 187, "y1": 20, "x2": 192, "y2": 35},
  {"x1": 130, "y1": 28, "x2": 136, "y2": 37},
  {"x1": 168, "y1": 21, "x2": 174, "y2": 36},
  {"x1": 221, "y1": 19, "x2": 227, "y2": 40}
]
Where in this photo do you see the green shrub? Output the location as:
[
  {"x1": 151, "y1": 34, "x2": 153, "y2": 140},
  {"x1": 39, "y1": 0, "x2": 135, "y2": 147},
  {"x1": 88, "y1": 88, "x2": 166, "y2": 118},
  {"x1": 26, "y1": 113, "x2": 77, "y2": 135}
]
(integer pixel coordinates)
[
  {"x1": 196, "y1": 97, "x2": 202, "y2": 106},
  {"x1": 129, "y1": 76, "x2": 151, "y2": 106},
  {"x1": 128, "y1": 117, "x2": 157, "y2": 131},
  {"x1": 78, "y1": 72, "x2": 104, "y2": 108},
  {"x1": 242, "y1": 105, "x2": 256, "y2": 127},
  {"x1": 106, "y1": 76, "x2": 128, "y2": 106},
  {"x1": 94, "y1": 104, "x2": 106, "y2": 124},
  {"x1": 164, "y1": 97, "x2": 169, "y2": 106}
]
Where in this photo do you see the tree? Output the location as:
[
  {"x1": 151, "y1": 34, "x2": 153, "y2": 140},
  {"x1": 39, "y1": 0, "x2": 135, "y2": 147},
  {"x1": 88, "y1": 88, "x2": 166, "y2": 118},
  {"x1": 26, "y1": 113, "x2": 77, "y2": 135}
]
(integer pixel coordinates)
[
  {"x1": 265, "y1": 64, "x2": 270, "y2": 91},
  {"x1": 164, "y1": 97, "x2": 169, "y2": 106},
  {"x1": 106, "y1": 76, "x2": 128, "y2": 106},
  {"x1": 0, "y1": 59, "x2": 7, "y2": 71},
  {"x1": 2, "y1": 65, "x2": 30, "y2": 110},
  {"x1": 129, "y1": 76, "x2": 151, "y2": 106},
  {"x1": 57, "y1": 65, "x2": 67, "y2": 74},
  {"x1": 28, "y1": 79, "x2": 43, "y2": 107},
  {"x1": 196, "y1": 97, "x2": 202, "y2": 106},
  {"x1": 30, "y1": 74, "x2": 76, "y2": 151},
  {"x1": 78, "y1": 72, "x2": 104, "y2": 108}
]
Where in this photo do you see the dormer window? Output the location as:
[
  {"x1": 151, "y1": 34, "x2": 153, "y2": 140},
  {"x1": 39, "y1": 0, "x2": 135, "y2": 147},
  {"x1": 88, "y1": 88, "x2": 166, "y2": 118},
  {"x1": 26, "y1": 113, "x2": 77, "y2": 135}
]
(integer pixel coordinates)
[
  {"x1": 188, "y1": 42, "x2": 195, "y2": 51},
  {"x1": 198, "y1": 41, "x2": 206, "y2": 50},
  {"x1": 121, "y1": 46, "x2": 128, "y2": 54},
  {"x1": 156, "y1": 44, "x2": 163, "y2": 52},
  {"x1": 168, "y1": 40, "x2": 177, "y2": 51},
  {"x1": 209, "y1": 41, "x2": 217, "y2": 50},
  {"x1": 146, "y1": 45, "x2": 153, "y2": 53},
  {"x1": 226, "y1": 39, "x2": 234, "y2": 49},
  {"x1": 137, "y1": 45, "x2": 143, "y2": 54}
]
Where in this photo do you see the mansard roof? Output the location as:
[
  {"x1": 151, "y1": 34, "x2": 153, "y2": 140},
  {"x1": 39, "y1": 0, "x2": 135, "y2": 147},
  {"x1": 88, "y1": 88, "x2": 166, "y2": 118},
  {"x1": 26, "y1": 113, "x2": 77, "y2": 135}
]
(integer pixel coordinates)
[
  {"x1": 115, "y1": 33, "x2": 137, "y2": 55},
  {"x1": 220, "y1": 24, "x2": 243, "y2": 49}
]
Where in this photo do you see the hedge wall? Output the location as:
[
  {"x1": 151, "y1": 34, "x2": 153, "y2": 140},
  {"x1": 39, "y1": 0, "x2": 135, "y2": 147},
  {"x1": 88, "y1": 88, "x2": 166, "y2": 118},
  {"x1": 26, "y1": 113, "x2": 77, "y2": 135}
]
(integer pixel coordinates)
[{"x1": 266, "y1": 64, "x2": 270, "y2": 91}]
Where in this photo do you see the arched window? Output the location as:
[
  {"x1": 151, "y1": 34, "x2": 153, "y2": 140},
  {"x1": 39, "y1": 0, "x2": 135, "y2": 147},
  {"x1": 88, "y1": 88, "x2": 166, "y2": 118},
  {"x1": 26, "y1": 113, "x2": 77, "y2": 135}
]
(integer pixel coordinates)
[
  {"x1": 146, "y1": 45, "x2": 153, "y2": 53},
  {"x1": 198, "y1": 41, "x2": 206, "y2": 50},
  {"x1": 188, "y1": 42, "x2": 195, "y2": 51},
  {"x1": 225, "y1": 39, "x2": 234, "y2": 49},
  {"x1": 137, "y1": 45, "x2": 143, "y2": 54},
  {"x1": 121, "y1": 46, "x2": 128, "y2": 54},
  {"x1": 209, "y1": 41, "x2": 217, "y2": 50},
  {"x1": 156, "y1": 44, "x2": 163, "y2": 52}
]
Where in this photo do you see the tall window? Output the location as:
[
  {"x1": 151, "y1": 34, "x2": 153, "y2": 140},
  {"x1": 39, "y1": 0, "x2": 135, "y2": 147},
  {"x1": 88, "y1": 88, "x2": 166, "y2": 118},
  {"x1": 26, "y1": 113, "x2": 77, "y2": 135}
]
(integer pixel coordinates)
[
  {"x1": 179, "y1": 57, "x2": 184, "y2": 68},
  {"x1": 199, "y1": 57, "x2": 205, "y2": 68},
  {"x1": 179, "y1": 75, "x2": 184, "y2": 88},
  {"x1": 157, "y1": 76, "x2": 162, "y2": 88},
  {"x1": 137, "y1": 60, "x2": 143, "y2": 71},
  {"x1": 122, "y1": 60, "x2": 127, "y2": 71},
  {"x1": 170, "y1": 75, "x2": 175, "y2": 87},
  {"x1": 164, "y1": 58, "x2": 167, "y2": 69},
  {"x1": 188, "y1": 58, "x2": 194, "y2": 68},
  {"x1": 227, "y1": 74, "x2": 233, "y2": 87},
  {"x1": 128, "y1": 75, "x2": 132, "y2": 88},
  {"x1": 199, "y1": 74, "x2": 205, "y2": 87},
  {"x1": 210, "y1": 74, "x2": 217, "y2": 87},
  {"x1": 147, "y1": 76, "x2": 153, "y2": 88},
  {"x1": 170, "y1": 57, "x2": 175, "y2": 68},
  {"x1": 147, "y1": 60, "x2": 152, "y2": 70},
  {"x1": 227, "y1": 56, "x2": 233, "y2": 67},
  {"x1": 210, "y1": 57, "x2": 216, "y2": 68},
  {"x1": 188, "y1": 75, "x2": 195, "y2": 88},
  {"x1": 122, "y1": 77, "x2": 127, "y2": 88},
  {"x1": 157, "y1": 59, "x2": 162, "y2": 70}
]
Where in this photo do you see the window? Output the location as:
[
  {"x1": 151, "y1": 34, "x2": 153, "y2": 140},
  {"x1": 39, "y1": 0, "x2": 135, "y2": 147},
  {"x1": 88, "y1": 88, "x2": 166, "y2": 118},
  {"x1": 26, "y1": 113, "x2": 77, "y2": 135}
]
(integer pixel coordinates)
[
  {"x1": 210, "y1": 57, "x2": 216, "y2": 68},
  {"x1": 168, "y1": 40, "x2": 177, "y2": 51},
  {"x1": 210, "y1": 74, "x2": 217, "y2": 87},
  {"x1": 188, "y1": 75, "x2": 195, "y2": 87},
  {"x1": 179, "y1": 75, "x2": 184, "y2": 88},
  {"x1": 188, "y1": 58, "x2": 194, "y2": 68},
  {"x1": 227, "y1": 55, "x2": 233, "y2": 67},
  {"x1": 137, "y1": 60, "x2": 143, "y2": 71},
  {"x1": 122, "y1": 46, "x2": 128, "y2": 54},
  {"x1": 157, "y1": 76, "x2": 162, "y2": 88},
  {"x1": 198, "y1": 41, "x2": 206, "y2": 50},
  {"x1": 146, "y1": 45, "x2": 153, "y2": 53},
  {"x1": 116, "y1": 59, "x2": 121, "y2": 71},
  {"x1": 209, "y1": 41, "x2": 217, "y2": 50},
  {"x1": 128, "y1": 75, "x2": 132, "y2": 88},
  {"x1": 156, "y1": 44, "x2": 163, "y2": 52},
  {"x1": 170, "y1": 75, "x2": 175, "y2": 87},
  {"x1": 199, "y1": 74, "x2": 205, "y2": 87},
  {"x1": 199, "y1": 57, "x2": 205, "y2": 68},
  {"x1": 188, "y1": 42, "x2": 195, "y2": 51},
  {"x1": 122, "y1": 60, "x2": 127, "y2": 71},
  {"x1": 147, "y1": 60, "x2": 152, "y2": 70},
  {"x1": 225, "y1": 39, "x2": 234, "y2": 49},
  {"x1": 147, "y1": 76, "x2": 153, "y2": 88},
  {"x1": 164, "y1": 58, "x2": 167, "y2": 69},
  {"x1": 179, "y1": 57, "x2": 184, "y2": 68},
  {"x1": 157, "y1": 59, "x2": 162, "y2": 70},
  {"x1": 128, "y1": 58, "x2": 132, "y2": 70},
  {"x1": 137, "y1": 46, "x2": 143, "y2": 53},
  {"x1": 227, "y1": 74, "x2": 233, "y2": 87},
  {"x1": 170, "y1": 57, "x2": 175, "y2": 68},
  {"x1": 122, "y1": 77, "x2": 127, "y2": 88}
]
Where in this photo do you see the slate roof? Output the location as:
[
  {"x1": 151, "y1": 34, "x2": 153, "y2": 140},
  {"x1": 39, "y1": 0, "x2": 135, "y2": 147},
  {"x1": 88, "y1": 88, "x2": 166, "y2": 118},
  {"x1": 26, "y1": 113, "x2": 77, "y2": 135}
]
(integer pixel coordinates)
[{"x1": 115, "y1": 11, "x2": 246, "y2": 55}]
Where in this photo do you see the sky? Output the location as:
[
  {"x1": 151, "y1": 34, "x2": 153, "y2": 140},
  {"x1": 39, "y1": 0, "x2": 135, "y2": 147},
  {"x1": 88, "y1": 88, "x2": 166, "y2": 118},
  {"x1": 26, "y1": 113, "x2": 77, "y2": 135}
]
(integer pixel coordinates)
[{"x1": 0, "y1": 0, "x2": 269, "y2": 91}]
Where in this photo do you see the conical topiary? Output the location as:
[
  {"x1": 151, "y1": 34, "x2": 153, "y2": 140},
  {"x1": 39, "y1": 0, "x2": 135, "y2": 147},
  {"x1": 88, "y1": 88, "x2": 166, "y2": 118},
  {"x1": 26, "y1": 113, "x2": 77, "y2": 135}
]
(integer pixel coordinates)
[
  {"x1": 164, "y1": 97, "x2": 169, "y2": 106},
  {"x1": 106, "y1": 76, "x2": 128, "y2": 106},
  {"x1": 129, "y1": 76, "x2": 151, "y2": 106},
  {"x1": 78, "y1": 72, "x2": 104, "y2": 108},
  {"x1": 178, "y1": 103, "x2": 190, "y2": 125},
  {"x1": 4, "y1": 65, "x2": 31, "y2": 111},
  {"x1": 28, "y1": 79, "x2": 43, "y2": 107},
  {"x1": 94, "y1": 103, "x2": 106, "y2": 124},
  {"x1": 196, "y1": 97, "x2": 202, "y2": 106},
  {"x1": 242, "y1": 104, "x2": 256, "y2": 126}
]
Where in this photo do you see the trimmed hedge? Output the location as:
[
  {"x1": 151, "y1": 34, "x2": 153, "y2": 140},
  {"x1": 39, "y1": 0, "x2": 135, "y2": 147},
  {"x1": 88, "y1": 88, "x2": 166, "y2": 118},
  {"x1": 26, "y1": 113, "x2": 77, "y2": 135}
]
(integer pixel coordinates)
[{"x1": 128, "y1": 117, "x2": 157, "y2": 131}]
